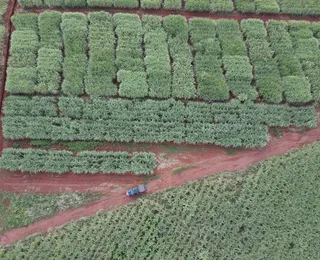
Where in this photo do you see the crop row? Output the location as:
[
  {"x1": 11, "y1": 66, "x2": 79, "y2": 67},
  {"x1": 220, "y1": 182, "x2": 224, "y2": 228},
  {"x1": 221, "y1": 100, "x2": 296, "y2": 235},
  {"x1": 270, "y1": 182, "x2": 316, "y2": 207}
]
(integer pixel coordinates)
[
  {"x1": 0, "y1": 148, "x2": 157, "y2": 174},
  {"x1": 2, "y1": 142, "x2": 320, "y2": 259},
  {"x1": 18, "y1": 0, "x2": 320, "y2": 16},
  {"x1": 8, "y1": 12, "x2": 320, "y2": 104},
  {"x1": 2, "y1": 97, "x2": 317, "y2": 147}
]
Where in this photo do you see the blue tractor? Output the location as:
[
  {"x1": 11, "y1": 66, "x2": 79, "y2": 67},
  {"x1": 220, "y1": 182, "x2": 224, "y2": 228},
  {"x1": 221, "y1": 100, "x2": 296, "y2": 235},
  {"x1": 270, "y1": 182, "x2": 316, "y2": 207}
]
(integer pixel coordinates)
[{"x1": 126, "y1": 184, "x2": 147, "y2": 197}]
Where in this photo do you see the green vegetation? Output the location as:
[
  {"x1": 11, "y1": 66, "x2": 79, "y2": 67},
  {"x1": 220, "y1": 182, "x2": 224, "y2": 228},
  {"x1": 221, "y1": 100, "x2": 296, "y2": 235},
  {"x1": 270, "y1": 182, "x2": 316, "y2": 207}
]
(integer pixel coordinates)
[
  {"x1": 241, "y1": 19, "x2": 282, "y2": 103},
  {"x1": 189, "y1": 18, "x2": 229, "y2": 101},
  {"x1": 86, "y1": 12, "x2": 116, "y2": 96},
  {"x1": 30, "y1": 140, "x2": 105, "y2": 151},
  {"x1": 172, "y1": 165, "x2": 196, "y2": 174},
  {"x1": 16, "y1": 0, "x2": 320, "y2": 16},
  {"x1": 61, "y1": 13, "x2": 87, "y2": 96},
  {"x1": 4, "y1": 13, "x2": 319, "y2": 149},
  {"x1": 3, "y1": 97, "x2": 317, "y2": 147},
  {"x1": 0, "y1": 192, "x2": 100, "y2": 233},
  {"x1": 163, "y1": 15, "x2": 196, "y2": 99},
  {"x1": 2, "y1": 141, "x2": 320, "y2": 258},
  {"x1": 0, "y1": 149, "x2": 157, "y2": 175},
  {"x1": 7, "y1": 13, "x2": 320, "y2": 104},
  {"x1": 143, "y1": 15, "x2": 171, "y2": 98}
]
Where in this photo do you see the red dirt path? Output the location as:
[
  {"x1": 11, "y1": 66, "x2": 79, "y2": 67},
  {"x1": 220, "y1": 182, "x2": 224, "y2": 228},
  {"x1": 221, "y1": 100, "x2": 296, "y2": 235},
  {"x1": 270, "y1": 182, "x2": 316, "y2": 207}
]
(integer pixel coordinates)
[{"x1": 0, "y1": 126, "x2": 319, "y2": 245}]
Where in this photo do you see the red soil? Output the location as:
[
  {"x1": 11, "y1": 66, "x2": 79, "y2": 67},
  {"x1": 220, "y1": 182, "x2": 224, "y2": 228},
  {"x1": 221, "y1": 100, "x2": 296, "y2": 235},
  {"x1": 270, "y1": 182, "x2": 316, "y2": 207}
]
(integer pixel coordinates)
[{"x1": 0, "y1": 126, "x2": 319, "y2": 245}]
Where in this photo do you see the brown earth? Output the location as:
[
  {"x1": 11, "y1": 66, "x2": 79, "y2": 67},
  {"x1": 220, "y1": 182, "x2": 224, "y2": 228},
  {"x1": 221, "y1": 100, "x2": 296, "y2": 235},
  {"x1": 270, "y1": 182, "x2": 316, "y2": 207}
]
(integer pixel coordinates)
[{"x1": 0, "y1": 126, "x2": 319, "y2": 245}]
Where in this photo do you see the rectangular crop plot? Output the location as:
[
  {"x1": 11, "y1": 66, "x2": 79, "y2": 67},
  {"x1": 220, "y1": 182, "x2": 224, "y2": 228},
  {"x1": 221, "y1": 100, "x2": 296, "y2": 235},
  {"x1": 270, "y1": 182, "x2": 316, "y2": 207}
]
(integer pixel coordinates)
[
  {"x1": 7, "y1": 12, "x2": 320, "y2": 103},
  {"x1": 3, "y1": 12, "x2": 319, "y2": 149}
]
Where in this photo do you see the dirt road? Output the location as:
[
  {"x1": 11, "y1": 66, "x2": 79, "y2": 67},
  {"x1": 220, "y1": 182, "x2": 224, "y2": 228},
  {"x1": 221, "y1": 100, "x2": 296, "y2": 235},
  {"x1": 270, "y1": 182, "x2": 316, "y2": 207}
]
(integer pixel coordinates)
[{"x1": 0, "y1": 127, "x2": 319, "y2": 245}]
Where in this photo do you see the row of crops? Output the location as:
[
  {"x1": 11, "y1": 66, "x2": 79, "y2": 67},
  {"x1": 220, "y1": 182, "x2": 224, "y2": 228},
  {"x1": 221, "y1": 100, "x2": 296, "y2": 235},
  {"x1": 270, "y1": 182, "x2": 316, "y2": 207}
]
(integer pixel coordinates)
[
  {"x1": 0, "y1": 149, "x2": 157, "y2": 174},
  {"x1": 2, "y1": 141, "x2": 320, "y2": 258},
  {"x1": 2, "y1": 96, "x2": 317, "y2": 147},
  {"x1": 18, "y1": 0, "x2": 320, "y2": 16},
  {"x1": 8, "y1": 12, "x2": 320, "y2": 103}
]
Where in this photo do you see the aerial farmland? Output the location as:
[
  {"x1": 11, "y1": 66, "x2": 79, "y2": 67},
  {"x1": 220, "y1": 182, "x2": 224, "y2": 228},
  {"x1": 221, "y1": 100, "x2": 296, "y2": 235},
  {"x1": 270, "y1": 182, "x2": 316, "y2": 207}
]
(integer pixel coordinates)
[{"x1": 0, "y1": 0, "x2": 320, "y2": 258}]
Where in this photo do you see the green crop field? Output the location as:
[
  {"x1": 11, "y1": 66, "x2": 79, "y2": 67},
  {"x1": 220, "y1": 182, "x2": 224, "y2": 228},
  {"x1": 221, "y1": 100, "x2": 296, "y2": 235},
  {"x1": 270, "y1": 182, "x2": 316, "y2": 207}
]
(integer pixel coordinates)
[
  {"x1": 18, "y1": 0, "x2": 320, "y2": 16},
  {"x1": 2, "y1": 12, "x2": 318, "y2": 159},
  {"x1": 0, "y1": 148, "x2": 157, "y2": 174},
  {"x1": 0, "y1": 192, "x2": 100, "y2": 232},
  {"x1": 1, "y1": 141, "x2": 319, "y2": 258}
]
